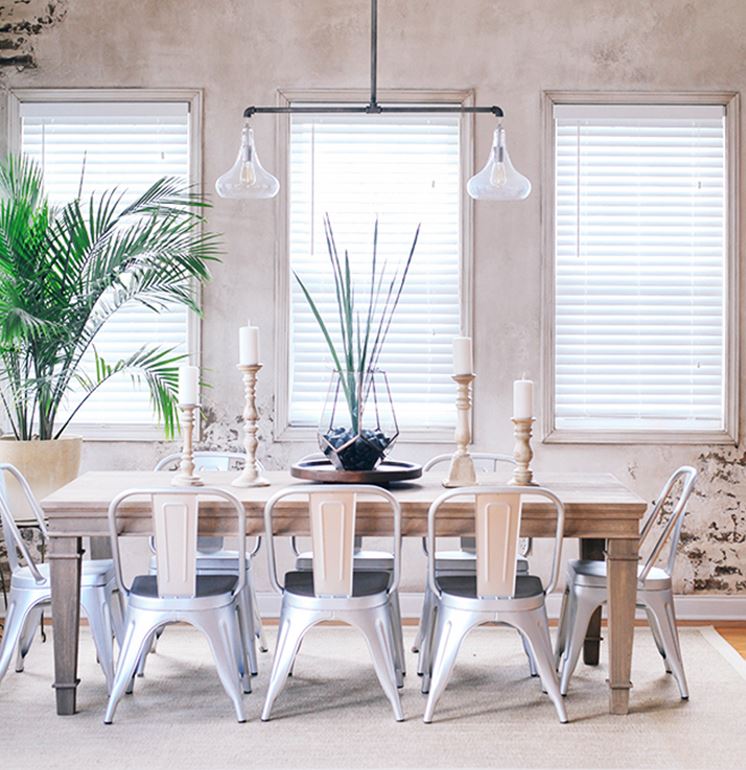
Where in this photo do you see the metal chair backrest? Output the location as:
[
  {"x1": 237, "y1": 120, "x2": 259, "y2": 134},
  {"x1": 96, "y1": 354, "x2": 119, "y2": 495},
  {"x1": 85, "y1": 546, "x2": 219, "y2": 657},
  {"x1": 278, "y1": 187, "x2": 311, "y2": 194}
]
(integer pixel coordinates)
[
  {"x1": 638, "y1": 466, "x2": 697, "y2": 581},
  {"x1": 107, "y1": 486, "x2": 246, "y2": 599},
  {"x1": 154, "y1": 451, "x2": 260, "y2": 555},
  {"x1": 264, "y1": 484, "x2": 401, "y2": 598},
  {"x1": 423, "y1": 453, "x2": 517, "y2": 554},
  {"x1": 154, "y1": 451, "x2": 253, "y2": 473},
  {"x1": 427, "y1": 485, "x2": 565, "y2": 600},
  {"x1": 0, "y1": 464, "x2": 47, "y2": 582}
]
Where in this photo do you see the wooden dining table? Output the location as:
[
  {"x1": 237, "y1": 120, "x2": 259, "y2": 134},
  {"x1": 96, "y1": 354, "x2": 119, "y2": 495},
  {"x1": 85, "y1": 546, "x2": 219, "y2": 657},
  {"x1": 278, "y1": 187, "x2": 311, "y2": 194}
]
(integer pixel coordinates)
[{"x1": 41, "y1": 469, "x2": 647, "y2": 717}]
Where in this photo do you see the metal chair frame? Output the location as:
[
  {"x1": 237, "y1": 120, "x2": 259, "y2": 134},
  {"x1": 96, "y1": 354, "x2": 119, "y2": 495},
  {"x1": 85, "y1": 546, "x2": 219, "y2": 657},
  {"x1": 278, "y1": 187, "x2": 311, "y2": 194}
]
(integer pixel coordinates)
[
  {"x1": 421, "y1": 484, "x2": 567, "y2": 724},
  {"x1": 262, "y1": 484, "x2": 404, "y2": 722},
  {"x1": 143, "y1": 452, "x2": 266, "y2": 675},
  {"x1": 555, "y1": 466, "x2": 697, "y2": 699},
  {"x1": 414, "y1": 452, "x2": 538, "y2": 678},
  {"x1": 104, "y1": 486, "x2": 250, "y2": 723},
  {"x1": 0, "y1": 463, "x2": 122, "y2": 693}
]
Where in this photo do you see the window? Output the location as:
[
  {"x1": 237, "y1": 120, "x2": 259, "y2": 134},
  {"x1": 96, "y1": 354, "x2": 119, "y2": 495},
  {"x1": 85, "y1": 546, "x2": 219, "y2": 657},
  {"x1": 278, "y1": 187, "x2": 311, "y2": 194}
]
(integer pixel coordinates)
[
  {"x1": 546, "y1": 96, "x2": 737, "y2": 442},
  {"x1": 284, "y1": 101, "x2": 467, "y2": 436},
  {"x1": 10, "y1": 91, "x2": 200, "y2": 438}
]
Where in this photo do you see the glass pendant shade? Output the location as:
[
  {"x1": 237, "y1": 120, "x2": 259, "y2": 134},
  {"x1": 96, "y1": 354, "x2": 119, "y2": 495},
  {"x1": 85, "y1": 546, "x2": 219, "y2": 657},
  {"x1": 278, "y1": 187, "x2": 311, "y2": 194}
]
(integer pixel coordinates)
[
  {"x1": 215, "y1": 123, "x2": 280, "y2": 199},
  {"x1": 467, "y1": 125, "x2": 531, "y2": 201}
]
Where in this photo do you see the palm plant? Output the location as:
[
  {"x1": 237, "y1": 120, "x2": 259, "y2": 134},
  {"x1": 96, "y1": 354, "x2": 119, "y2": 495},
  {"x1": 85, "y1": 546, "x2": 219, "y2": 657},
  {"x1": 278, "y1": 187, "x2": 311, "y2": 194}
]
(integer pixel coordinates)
[
  {"x1": 294, "y1": 214, "x2": 419, "y2": 469},
  {"x1": 0, "y1": 154, "x2": 220, "y2": 441}
]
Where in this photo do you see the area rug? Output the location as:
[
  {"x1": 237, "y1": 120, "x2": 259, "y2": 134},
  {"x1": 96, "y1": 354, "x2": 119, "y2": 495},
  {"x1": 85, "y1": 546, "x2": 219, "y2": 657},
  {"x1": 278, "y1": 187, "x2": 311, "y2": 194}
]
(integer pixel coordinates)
[{"x1": 0, "y1": 625, "x2": 744, "y2": 770}]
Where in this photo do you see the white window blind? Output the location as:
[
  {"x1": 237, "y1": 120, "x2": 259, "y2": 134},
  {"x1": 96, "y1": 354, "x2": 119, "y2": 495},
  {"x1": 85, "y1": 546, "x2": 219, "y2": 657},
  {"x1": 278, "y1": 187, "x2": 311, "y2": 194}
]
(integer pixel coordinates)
[
  {"x1": 20, "y1": 100, "x2": 192, "y2": 432},
  {"x1": 288, "y1": 110, "x2": 462, "y2": 430},
  {"x1": 553, "y1": 103, "x2": 727, "y2": 433}
]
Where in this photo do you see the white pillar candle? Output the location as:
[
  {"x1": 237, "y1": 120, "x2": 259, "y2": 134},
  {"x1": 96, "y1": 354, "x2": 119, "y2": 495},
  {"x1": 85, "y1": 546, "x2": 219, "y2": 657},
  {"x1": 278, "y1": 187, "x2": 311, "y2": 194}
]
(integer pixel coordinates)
[
  {"x1": 239, "y1": 324, "x2": 260, "y2": 366},
  {"x1": 452, "y1": 336, "x2": 473, "y2": 376},
  {"x1": 178, "y1": 364, "x2": 200, "y2": 405},
  {"x1": 513, "y1": 375, "x2": 534, "y2": 420}
]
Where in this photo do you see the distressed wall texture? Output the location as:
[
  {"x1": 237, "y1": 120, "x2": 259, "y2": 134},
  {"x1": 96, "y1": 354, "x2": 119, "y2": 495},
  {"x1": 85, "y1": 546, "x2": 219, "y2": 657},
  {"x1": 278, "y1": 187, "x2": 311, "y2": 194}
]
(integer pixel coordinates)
[{"x1": 0, "y1": 0, "x2": 745, "y2": 596}]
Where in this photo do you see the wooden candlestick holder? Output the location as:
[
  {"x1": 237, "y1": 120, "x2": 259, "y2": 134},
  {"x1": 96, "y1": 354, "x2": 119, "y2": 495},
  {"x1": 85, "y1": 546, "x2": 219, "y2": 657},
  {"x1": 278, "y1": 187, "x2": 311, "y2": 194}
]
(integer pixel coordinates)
[
  {"x1": 232, "y1": 363, "x2": 270, "y2": 488},
  {"x1": 443, "y1": 372, "x2": 477, "y2": 488},
  {"x1": 508, "y1": 417, "x2": 538, "y2": 486},
  {"x1": 171, "y1": 403, "x2": 204, "y2": 486}
]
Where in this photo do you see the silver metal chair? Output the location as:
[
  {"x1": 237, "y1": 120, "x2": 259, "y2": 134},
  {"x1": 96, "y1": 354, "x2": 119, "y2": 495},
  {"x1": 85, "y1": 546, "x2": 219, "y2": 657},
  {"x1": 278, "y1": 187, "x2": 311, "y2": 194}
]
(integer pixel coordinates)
[
  {"x1": 0, "y1": 463, "x2": 122, "y2": 693},
  {"x1": 421, "y1": 485, "x2": 567, "y2": 724},
  {"x1": 104, "y1": 486, "x2": 250, "y2": 723},
  {"x1": 143, "y1": 452, "x2": 266, "y2": 677},
  {"x1": 555, "y1": 465, "x2": 697, "y2": 699},
  {"x1": 262, "y1": 484, "x2": 404, "y2": 722},
  {"x1": 414, "y1": 452, "x2": 537, "y2": 679}
]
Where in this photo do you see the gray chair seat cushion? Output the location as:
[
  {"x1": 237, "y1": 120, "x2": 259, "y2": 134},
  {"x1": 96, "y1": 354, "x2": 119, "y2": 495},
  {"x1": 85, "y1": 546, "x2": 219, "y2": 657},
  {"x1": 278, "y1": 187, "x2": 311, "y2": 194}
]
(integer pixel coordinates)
[
  {"x1": 284, "y1": 570, "x2": 390, "y2": 597},
  {"x1": 131, "y1": 574, "x2": 237, "y2": 598},
  {"x1": 436, "y1": 574, "x2": 544, "y2": 599}
]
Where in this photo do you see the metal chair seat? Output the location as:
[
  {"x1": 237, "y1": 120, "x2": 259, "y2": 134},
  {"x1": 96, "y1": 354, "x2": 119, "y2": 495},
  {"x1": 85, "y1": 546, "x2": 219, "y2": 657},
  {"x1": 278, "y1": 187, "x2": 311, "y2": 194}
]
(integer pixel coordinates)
[
  {"x1": 295, "y1": 548, "x2": 393, "y2": 572},
  {"x1": 436, "y1": 574, "x2": 544, "y2": 600},
  {"x1": 132, "y1": 574, "x2": 238, "y2": 599},
  {"x1": 284, "y1": 569, "x2": 390, "y2": 598},
  {"x1": 12, "y1": 559, "x2": 116, "y2": 590},
  {"x1": 567, "y1": 559, "x2": 672, "y2": 590}
]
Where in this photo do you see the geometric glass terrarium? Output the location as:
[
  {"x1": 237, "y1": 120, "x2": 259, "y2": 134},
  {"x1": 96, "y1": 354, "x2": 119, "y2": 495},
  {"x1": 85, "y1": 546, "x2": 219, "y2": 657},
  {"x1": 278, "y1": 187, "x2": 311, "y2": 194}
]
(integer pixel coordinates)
[{"x1": 318, "y1": 369, "x2": 399, "y2": 471}]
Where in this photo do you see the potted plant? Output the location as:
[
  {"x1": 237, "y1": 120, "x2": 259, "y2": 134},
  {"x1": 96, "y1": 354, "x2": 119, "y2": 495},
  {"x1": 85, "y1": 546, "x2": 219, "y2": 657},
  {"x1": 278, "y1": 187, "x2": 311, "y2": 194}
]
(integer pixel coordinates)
[
  {"x1": 294, "y1": 214, "x2": 419, "y2": 471},
  {"x1": 0, "y1": 154, "x2": 220, "y2": 505}
]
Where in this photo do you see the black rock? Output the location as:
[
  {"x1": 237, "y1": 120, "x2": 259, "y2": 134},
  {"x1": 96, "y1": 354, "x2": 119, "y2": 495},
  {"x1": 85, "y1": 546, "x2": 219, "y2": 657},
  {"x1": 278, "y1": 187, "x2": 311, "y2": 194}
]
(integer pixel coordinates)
[{"x1": 321, "y1": 427, "x2": 393, "y2": 471}]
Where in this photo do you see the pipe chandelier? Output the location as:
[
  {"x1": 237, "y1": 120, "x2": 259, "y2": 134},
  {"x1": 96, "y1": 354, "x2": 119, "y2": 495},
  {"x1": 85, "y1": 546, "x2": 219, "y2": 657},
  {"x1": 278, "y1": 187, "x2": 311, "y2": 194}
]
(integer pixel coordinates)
[{"x1": 216, "y1": 0, "x2": 531, "y2": 201}]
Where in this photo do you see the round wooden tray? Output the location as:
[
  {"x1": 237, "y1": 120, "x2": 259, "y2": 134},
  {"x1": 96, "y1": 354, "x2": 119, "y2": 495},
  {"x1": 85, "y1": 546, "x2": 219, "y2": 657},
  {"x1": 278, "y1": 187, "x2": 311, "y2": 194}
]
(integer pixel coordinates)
[{"x1": 290, "y1": 458, "x2": 422, "y2": 485}]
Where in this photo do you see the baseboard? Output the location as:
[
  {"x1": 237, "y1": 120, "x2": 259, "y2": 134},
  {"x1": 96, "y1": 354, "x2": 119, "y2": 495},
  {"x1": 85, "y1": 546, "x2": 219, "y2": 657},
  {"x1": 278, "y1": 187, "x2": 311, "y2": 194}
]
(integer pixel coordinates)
[
  {"x1": 2, "y1": 592, "x2": 744, "y2": 623},
  {"x1": 254, "y1": 592, "x2": 746, "y2": 622}
]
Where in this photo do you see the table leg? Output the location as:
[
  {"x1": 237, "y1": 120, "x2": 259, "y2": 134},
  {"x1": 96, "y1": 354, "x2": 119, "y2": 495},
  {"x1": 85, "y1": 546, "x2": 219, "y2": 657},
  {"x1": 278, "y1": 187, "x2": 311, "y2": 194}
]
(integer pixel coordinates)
[
  {"x1": 49, "y1": 535, "x2": 83, "y2": 715},
  {"x1": 606, "y1": 537, "x2": 638, "y2": 715},
  {"x1": 580, "y1": 538, "x2": 605, "y2": 665},
  {"x1": 88, "y1": 536, "x2": 112, "y2": 560}
]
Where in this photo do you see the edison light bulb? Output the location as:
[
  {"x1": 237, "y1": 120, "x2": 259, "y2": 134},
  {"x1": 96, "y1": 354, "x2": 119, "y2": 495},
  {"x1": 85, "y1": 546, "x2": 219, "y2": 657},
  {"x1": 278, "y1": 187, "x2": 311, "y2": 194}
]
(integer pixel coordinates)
[
  {"x1": 215, "y1": 122, "x2": 279, "y2": 200},
  {"x1": 467, "y1": 124, "x2": 531, "y2": 201}
]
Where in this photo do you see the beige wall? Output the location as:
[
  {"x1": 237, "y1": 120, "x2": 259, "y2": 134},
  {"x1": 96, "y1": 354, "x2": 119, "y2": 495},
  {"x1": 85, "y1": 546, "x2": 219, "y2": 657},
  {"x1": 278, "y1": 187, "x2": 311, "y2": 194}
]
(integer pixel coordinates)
[{"x1": 1, "y1": 0, "x2": 745, "y2": 596}]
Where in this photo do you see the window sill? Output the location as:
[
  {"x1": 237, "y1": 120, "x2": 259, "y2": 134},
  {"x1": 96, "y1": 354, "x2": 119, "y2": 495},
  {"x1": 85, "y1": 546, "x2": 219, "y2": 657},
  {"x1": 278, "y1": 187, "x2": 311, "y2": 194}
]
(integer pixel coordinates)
[
  {"x1": 61, "y1": 424, "x2": 174, "y2": 442},
  {"x1": 542, "y1": 427, "x2": 737, "y2": 445}
]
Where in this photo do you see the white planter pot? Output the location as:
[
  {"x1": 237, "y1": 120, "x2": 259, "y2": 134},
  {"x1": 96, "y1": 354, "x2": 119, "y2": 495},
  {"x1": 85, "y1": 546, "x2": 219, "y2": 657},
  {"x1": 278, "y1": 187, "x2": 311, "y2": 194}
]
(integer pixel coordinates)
[{"x1": 0, "y1": 436, "x2": 82, "y2": 521}]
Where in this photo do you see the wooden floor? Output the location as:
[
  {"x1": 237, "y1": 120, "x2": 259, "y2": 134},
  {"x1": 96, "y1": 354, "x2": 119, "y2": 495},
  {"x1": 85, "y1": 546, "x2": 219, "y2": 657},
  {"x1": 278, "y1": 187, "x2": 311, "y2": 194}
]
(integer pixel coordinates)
[{"x1": 715, "y1": 624, "x2": 746, "y2": 659}]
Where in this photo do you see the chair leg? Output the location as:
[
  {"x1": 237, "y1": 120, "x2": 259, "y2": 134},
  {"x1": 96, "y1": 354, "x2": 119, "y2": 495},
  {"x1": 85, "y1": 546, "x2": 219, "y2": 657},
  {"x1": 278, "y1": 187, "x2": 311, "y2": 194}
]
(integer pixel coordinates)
[
  {"x1": 644, "y1": 605, "x2": 672, "y2": 674},
  {"x1": 423, "y1": 605, "x2": 477, "y2": 723},
  {"x1": 388, "y1": 590, "x2": 406, "y2": 684},
  {"x1": 346, "y1": 604, "x2": 404, "y2": 721},
  {"x1": 518, "y1": 629, "x2": 539, "y2": 677},
  {"x1": 104, "y1": 612, "x2": 163, "y2": 724},
  {"x1": 250, "y1": 578, "x2": 268, "y2": 652},
  {"x1": 238, "y1": 586, "x2": 259, "y2": 676},
  {"x1": 0, "y1": 592, "x2": 41, "y2": 684},
  {"x1": 233, "y1": 603, "x2": 252, "y2": 694},
  {"x1": 108, "y1": 582, "x2": 125, "y2": 648},
  {"x1": 15, "y1": 603, "x2": 44, "y2": 673},
  {"x1": 644, "y1": 591, "x2": 689, "y2": 699},
  {"x1": 554, "y1": 586, "x2": 571, "y2": 669},
  {"x1": 412, "y1": 583, "x2": 433, "y2": 654},
  {"x1": 559, "y1": 588, "x2": 602, "y2": 696},
  {"x1": 420, "y1": 599, "x2": 440, "y2": 693},
  {"x1": 191, "y1": 606, "x2": 247, "y2": 723},
  {"x1": 511, "y1": 607, "x2": 568, "y2": 723},
  {"x1": 261, "y1": 606, "x2": 321, "y2": 721},
  {"x1": 81, "y1": 586, "x2": 116, "y2": 694}
]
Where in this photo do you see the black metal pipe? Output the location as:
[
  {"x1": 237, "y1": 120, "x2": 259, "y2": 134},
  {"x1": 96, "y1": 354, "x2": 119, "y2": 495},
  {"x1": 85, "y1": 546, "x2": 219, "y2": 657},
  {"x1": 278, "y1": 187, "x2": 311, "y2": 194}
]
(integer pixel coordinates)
[
  {"x1": 243, "y1": 104, "x2": 503, "y2": 118},
  {"x1": 370, "y1": 0, "x2": 378, "y2": 108}
]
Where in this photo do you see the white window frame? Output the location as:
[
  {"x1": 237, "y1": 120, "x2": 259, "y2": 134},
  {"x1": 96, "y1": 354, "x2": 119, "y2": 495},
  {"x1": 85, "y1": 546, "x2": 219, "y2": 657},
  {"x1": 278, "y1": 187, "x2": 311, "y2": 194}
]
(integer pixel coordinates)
[
  {"x1": 541, "y1": 90, "x2": 740, "y2": 445},
  {"x1": 6, "y1": 88, "x2": 203, "y2": 441},
  {"x1": 273, "y1": 88, "x2": 475, "y2": 443}
]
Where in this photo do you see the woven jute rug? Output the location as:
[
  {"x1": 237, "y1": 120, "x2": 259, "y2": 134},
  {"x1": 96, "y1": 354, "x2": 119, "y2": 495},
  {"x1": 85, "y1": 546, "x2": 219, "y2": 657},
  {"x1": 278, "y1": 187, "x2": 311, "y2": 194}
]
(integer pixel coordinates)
[{"x1": 0, "y1": 625, "x2": 744, "y2": 769}]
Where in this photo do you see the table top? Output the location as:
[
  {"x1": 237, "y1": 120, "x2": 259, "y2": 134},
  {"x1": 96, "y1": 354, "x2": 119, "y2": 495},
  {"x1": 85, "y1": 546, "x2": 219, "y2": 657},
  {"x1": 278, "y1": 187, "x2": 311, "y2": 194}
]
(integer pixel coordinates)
[{"x1": 42, "y1": 470, "x2": 647, "y2": 540}]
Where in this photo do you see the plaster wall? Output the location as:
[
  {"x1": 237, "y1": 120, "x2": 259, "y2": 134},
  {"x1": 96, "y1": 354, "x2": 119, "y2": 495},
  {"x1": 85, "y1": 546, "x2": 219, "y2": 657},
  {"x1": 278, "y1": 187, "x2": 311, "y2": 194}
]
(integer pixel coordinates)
[{"x1": 1, "y1": 0, "x2": 744, "y2": 596}]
